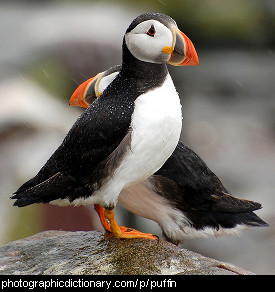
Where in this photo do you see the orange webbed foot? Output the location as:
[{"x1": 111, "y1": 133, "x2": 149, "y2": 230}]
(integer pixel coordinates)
[
  {"x1": 94, "y1": 204, "x2": 157, "y2": 240},
  {"x1": 116, "y1": 225, "x2": 158, "y2": 240}
]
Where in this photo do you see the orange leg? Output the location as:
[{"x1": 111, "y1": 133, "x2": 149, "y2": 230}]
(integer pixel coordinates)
[
  {"x1": 94, "y1": 204, "x2": 111, "y2": 232},
  {"x1": 94, "y1": 204, "x2": 157, "y2": 240}
]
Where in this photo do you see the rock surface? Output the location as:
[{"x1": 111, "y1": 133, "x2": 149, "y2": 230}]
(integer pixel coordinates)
[{"x1": 0, "y1": 230, "x2": 253, "y2": 275}]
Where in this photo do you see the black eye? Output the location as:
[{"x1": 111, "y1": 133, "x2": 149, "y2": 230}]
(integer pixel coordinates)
[{"x1": 147, "y1": 25, "x2": 156, "y2": 37}]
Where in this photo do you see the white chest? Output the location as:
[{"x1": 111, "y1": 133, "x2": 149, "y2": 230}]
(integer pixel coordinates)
[
  {"x1": 131, "y1": 74, "x2": 182, "y2": 142},
  {"x1": 123, "y1": 73, "x2": 182, "y2": 183},
  {"x1": 72, "y1": 74, "x2": 182, "y2": 208}
]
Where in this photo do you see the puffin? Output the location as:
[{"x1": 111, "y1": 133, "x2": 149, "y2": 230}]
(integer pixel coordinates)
[
  {"x1": 69, "y1": 65, "x2": 268, "y2": 245},
  {"x1": 11, "y1": 13, "x2": 200, "y2": 240}
]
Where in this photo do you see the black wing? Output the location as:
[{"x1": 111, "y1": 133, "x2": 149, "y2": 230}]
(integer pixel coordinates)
[
  {"x1": 154, "y1": 141, "x2": 268, "y2": 229},
  {"x1": 12, "y1": 78, "x2": 135, "y2": 207}
]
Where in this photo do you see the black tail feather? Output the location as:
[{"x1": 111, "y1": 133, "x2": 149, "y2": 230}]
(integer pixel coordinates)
[
  {"x1": 186, "y1": 209, "x2": 269, "y2": 232},
  {"x1": 11, "y1": 172, "x2": 75, "y2": 207}
]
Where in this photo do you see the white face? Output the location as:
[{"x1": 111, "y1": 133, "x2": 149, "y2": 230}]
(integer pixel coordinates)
[{"x1": 125, "y1": 19, "x2": 174, "y2": 64}]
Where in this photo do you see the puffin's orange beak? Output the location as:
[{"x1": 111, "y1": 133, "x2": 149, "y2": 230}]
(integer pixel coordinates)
[
  {"x1": 69, "y1": 74, "x2": 101, "y2": 108},
  {"x1": 168, "y1": 27, "x2": 199, "y2": 66}
]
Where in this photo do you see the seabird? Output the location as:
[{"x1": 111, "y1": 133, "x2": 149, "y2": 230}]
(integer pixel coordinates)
[{"x1": 12, "y1": 13, "x2": 199, "y2": 240}]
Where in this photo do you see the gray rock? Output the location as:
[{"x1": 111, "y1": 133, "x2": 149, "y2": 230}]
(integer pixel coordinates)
[{"x1": 0, "y1": 230, "x2": 253, "y2": 275}]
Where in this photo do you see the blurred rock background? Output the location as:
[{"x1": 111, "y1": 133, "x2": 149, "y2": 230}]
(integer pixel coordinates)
[{"x1": 0, "y1": 0, "x2": 274, "y2": 274}]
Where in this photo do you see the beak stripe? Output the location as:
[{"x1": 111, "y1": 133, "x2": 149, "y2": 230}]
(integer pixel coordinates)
[
  {"x1": 168, "y1": 27, "x2": 199, "y2": 66},
  {"x1": 70, "y1": 75, "x2": 100, "y2": 107}
]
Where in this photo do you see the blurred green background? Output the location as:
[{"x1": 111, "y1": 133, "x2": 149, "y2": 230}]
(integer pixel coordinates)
[{"x1": 0, "y1": 0, "x2": 274, "y2": 274}]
